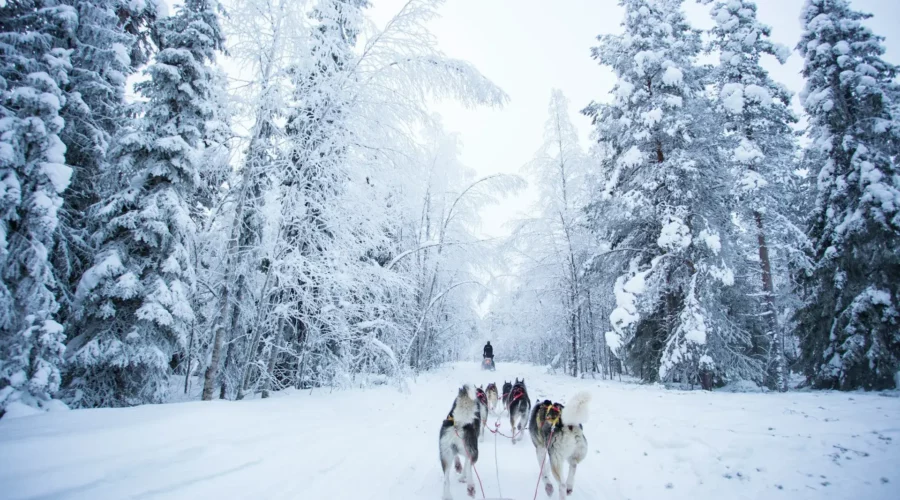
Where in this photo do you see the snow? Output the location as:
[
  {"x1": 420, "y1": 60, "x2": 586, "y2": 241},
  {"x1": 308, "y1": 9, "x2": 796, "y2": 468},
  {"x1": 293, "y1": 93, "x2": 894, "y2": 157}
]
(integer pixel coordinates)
[
  {"x1": 734, "y1": 137, "x2": 764, "y2": 163},
  {"x1": 657, "y1": 215, "x2": 692, "y2": 251},
  {"x1": 1, "y1": 362, "x2": 898, "y2": 500},
  {"x1": 616, "y1": 81, "x2": 635, "y2": 100},
  {"x1": 41, "y1": 158, "x2": 73, "y2": 194},
  {"x1": 721, "y1": 83, "x2": 744, "y2": 114},
  {"x1": 111, "y1": 43, "x2": 131, "y2": 68},
  {"x1": 699, "y1": 229, "x2": 721, "y2": 254},
  {"x1": 619, "y1": 145, "x2": 644, "y2": 168},
  {"x1": 710, "y1": 265, "x2": 736, "y2": 286},
  {"x1": 665, "y1": 95, "x2": 683, "y2": 108},
  {"x1": 833, "y1": 40, "x2": 851, "y2": 55},
  {"x1": 743, "y1": 84, "x2": 771, "y2": 106},
  {"x1": 662, "y1": 66, "x2": 684, "y2": 86},
  {"x1": 75, "y1": 251, "x2": 125, "y2": 302},
  {"x1": 642, "y1": 107, "x2": 663, "y2": 126},
  {"x1": 2, "y1": 402, "x2": 42, "y2": 419}
]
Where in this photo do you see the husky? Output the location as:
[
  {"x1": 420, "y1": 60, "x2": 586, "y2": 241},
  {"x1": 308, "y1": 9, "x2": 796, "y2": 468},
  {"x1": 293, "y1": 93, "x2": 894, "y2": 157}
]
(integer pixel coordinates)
[
  {"x1": 528, "y1": 392, "x2": 591, "y2": 500},
  {"x1": 439, "y1": 385, "x2": 481, "y2": 499},
  {"x1": 500, "y1": 380, "x2": 512, "y2": 410},
  {"x1": 485, "y1": 383, "x2": 499, "y2": 415},
  {"x1": 507, "y1": 378, "x2": 531, "y2": 444},
  {"x1": 474, "y1": 386, "x2": 489, "y2": 441}
]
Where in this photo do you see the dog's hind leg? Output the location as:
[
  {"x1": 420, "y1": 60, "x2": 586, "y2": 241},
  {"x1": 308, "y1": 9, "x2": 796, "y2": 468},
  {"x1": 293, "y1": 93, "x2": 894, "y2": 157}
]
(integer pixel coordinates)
[
  {"x1": 565, "y1": 460, "x2": 578, "y2": 496},
  {"x1": 463, "y1": 428, "x2": 479, "y2": 497},
  {"x1": 535, "y1": 445, "x2": 553, "y2": 497},
  {"x1": 464, "y1": 457, "x2": 475, "y2": 497},
  {"x1": 510, "y1": 413, "x2": 518, "y2": 444},
  {"x1": 440, "y1": 449, "x2": 454, "y2": 500},
  {"x1": 549, "y1": 457, "x2": 566, "y2": 500}
]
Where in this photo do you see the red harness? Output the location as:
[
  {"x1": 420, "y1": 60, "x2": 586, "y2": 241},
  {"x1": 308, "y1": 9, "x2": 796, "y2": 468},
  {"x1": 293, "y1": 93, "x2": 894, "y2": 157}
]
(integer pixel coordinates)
[{"x1": 476, "y1": 389, "x2": 488, "y2": 406}]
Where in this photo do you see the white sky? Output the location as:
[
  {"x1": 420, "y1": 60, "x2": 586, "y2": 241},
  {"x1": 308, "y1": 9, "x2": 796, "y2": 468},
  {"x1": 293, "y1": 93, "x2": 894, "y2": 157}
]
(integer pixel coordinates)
[{"x1": 367, "y1": 0, "x2": 900, "y2": 240}]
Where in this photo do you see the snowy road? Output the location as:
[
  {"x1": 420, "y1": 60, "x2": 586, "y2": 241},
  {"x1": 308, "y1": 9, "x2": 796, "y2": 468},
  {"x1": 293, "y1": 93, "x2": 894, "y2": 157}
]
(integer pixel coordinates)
[{"x1": 1, "y1": 362, "x2": 899, "y2": 499}]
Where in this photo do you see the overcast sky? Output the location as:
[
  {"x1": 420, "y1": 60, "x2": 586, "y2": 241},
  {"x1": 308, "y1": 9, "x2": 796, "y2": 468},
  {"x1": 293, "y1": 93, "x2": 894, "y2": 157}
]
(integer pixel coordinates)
[{"x1": 367, "y1": 0, "x2": 900, "y2": 240}]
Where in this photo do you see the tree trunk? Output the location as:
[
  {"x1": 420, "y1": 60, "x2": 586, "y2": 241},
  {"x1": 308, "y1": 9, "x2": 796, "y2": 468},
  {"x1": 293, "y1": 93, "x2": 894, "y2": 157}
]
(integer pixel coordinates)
[
  {"x1": 261, "y1": 337, "x2": 281, "y2": 399},
  {"x1": 202, "y1": 316, "x2": 227, "y2": 400},
  {"x1": 184, "y1": 320, "x2": 195, "y2": 394},
  {"x1": 755, "y1": 211, "x2": 786, "y2": 391},
  {"x1": 219, "y1": 340, "x2": 234, "y2": 399}
]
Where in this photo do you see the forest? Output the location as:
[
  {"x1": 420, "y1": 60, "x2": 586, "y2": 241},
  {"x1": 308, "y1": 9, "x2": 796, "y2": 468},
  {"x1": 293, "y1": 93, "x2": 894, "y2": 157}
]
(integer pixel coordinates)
[{"x1": 0, "y1": 0, "x2": 898, "y2": 418}]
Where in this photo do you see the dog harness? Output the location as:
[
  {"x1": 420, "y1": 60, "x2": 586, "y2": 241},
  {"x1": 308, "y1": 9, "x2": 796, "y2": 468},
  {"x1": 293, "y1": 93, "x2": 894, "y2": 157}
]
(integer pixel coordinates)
[
  {"x1": 476, "y1": 389, "x2": 487, "y2": 406},
  {"x1": 546, "y1": 403, "x2": 562, "y2": 427}
]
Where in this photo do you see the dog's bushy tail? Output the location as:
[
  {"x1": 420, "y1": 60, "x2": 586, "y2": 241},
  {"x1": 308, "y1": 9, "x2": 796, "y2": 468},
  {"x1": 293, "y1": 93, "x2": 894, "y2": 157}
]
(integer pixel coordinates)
[
  {"x1": 453, "y1": 384, "x2": 477, "y2": 424},
  {"x1": 564, "y1": 391, "x2": 592, "y2": 426}
]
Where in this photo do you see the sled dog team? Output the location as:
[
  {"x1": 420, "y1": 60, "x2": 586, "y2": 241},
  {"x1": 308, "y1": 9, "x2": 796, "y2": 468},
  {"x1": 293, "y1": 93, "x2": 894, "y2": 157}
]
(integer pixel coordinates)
[{"x1": 439, "y1": 377, "x2": 592, "y2": 500}]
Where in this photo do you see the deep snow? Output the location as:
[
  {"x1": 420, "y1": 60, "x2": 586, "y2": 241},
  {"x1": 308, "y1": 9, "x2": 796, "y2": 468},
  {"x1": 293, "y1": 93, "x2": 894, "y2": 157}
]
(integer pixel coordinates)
[{"x1": 1, "y1": 362, "x2": 898, "y2": 499}]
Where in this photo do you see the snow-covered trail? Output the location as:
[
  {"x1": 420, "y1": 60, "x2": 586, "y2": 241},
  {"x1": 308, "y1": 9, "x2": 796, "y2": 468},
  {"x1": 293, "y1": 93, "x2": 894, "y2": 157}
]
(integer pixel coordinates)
[{"x1": 1, "y1": 362, "x2": 898, "y2": 500}]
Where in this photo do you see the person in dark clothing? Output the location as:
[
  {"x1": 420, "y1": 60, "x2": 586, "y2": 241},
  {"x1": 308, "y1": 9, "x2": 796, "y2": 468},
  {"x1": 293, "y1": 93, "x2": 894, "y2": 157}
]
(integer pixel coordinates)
[{"x1": 481, "y1": 341, "x2": 495, "y2": 370}]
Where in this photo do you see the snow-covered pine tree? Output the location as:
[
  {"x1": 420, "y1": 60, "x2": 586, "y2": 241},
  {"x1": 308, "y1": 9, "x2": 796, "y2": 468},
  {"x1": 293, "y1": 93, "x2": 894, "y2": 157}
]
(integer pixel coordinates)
[
  {"x1": 794, "y1": 0, "x2": 900, "y2": 390},
  {"x1": 0, "y1": 0, "x2": 76, "y2": 416},
  {"x1": 584, "y1": 0, "x2": 761, "y2": 387},
  {"x1": 53, "y1": 0, "x2": 137, "y2": 325},
  {"x1": 702, "y1": 0, "x2": 799, "y2": 391},
  {"x1": 66, "y1": 0, "x2": 229, "y2": 407}
]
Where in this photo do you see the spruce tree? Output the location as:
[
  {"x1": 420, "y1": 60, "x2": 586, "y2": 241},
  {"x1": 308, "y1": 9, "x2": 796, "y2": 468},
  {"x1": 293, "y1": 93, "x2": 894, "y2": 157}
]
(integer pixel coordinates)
[
  {"x1": 53, "y1": 0, "x2": 136, "y2": 323},
  {"x1": 703, "y1": 0, "x2": 799, "y2": 390},
  {"x1": 0, "y1": 0, "x2": 76, "y2": 416},
  {"x1": 795, "y1": 0, "x2": 900, "y2": 390},
  {"x1": 586, "y1": 0, "x2": 760, "y2": 386},
  {"x1": 67, "y1": 0, "x2": 228, "y2": 406}
]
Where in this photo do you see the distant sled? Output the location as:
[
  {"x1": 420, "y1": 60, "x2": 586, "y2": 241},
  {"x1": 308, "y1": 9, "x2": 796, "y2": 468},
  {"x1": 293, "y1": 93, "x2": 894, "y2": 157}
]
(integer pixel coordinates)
[{"x1": 481, "y1": 357, "x2": 495, "y2": 371}]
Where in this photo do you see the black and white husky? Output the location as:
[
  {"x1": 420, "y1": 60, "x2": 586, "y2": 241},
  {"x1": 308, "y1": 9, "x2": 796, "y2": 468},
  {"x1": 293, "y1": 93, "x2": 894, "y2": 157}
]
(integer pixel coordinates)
[
  {"x1": 474, "y1": 386, "x2": 490, "y2": 441},
  {"x1": 500, "y1": 380, "x2": 512, "y2": 410},
  {"x1": 439, "y1": 385, "x2": 482, "y2": 499},
  {"x1": 507, "y1": 378, "x2": 531, "y2": 444},
  {"x1": 528, "y1": 392, "x2": 591, "y2": 499}
]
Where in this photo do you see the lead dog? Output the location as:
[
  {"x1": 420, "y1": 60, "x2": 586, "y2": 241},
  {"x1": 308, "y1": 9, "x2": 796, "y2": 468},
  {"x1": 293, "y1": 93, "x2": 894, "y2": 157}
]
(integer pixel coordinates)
[
  {"x1": 529, "y1": 392, "x2": 591, "y2": 499},
  {"x1": 507, "y1": 378, "x2": 531, "y2": 444},
  {"x1": 439, "y1": 385, "x2": 481, "y2": 499}
]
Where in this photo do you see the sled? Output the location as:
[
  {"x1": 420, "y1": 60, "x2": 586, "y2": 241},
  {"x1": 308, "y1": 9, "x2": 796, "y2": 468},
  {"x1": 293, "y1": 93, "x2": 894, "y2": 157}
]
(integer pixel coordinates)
[{"x1": 481, "y1": 357, "x2": 496, "y2": 371}]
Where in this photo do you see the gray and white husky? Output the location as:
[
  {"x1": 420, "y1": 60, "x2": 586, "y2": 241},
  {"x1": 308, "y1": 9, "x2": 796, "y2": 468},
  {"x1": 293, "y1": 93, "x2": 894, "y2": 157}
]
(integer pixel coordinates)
[
  {"x1": 485, "y1": 382, "x2": 499, "y2": 415},
  {"x1": 439, "y1": 385, "x2": 482, "y2": 499},
  {"x1": 529, "y1": 392, "x2": 591, "y2": 500}
]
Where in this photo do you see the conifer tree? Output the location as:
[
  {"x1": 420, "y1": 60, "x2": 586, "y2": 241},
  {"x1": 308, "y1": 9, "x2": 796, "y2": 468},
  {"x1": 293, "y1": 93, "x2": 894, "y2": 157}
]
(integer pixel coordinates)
[
  {"x1": 0, "y1": 0, "x2": 76, "y2": 416},
  {"x1": 794, "y1": 0, "x2": 900, "y2": 390},
  {"x1": 703, "y1": 0, "x2": 799, "y2": 390},
  {"x1": 67, "y1": 0, "x2": 229, "y2": 406}
]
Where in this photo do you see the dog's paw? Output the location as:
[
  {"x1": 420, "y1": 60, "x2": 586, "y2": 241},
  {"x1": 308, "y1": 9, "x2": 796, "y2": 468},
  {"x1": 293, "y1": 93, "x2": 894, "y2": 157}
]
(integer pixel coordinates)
[
  {"x1": 467, "y1": 485, "x2": 476, "y2": 497},
  {"x1": 454, "y1": 457, "x2": 462, "y2": 473},
  {"x1": 567, "y1": 487, "x2": 574, "y2": 495},
  {"x1": 545, "y1": 483, "x2": 554, "y2": 496}
]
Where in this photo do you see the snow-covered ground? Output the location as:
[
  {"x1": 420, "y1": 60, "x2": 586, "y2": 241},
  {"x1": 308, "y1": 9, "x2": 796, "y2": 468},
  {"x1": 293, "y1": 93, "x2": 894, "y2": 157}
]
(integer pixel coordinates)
[{"x1": 1, "y1": 362, "x2": 898, "y2": 500}]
